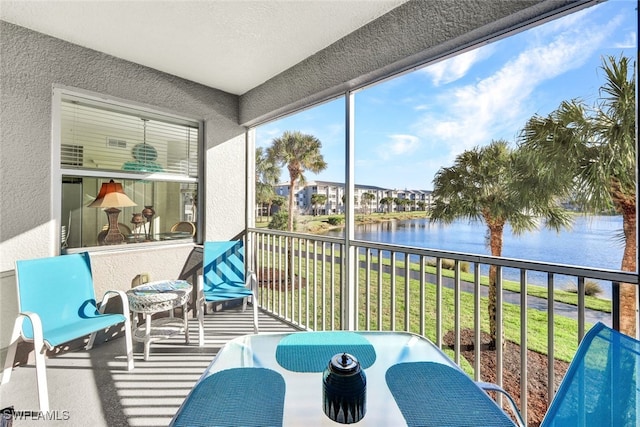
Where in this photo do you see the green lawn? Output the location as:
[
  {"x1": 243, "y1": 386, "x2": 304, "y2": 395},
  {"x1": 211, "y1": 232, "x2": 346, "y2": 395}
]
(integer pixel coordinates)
[
  {"x1": 258, "y1": 238, "x2": 611, "y2": 313},
  {"x1": 421, "y1": 260, "x2": 610, "y2": 313},
  {"x1": 256, "y1": 247, "x2": 586, "y2": 366}
]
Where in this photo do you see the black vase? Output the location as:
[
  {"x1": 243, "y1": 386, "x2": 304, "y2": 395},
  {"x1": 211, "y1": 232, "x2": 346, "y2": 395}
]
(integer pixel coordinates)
[{"x1": 322, "y1": 353, "x2": 366, "y2": 424}]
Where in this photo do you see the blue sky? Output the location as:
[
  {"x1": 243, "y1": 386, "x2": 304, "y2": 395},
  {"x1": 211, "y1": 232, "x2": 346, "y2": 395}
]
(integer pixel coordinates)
[{"x1": 256, "y1": 0, "x2": 637, "y2": 190}]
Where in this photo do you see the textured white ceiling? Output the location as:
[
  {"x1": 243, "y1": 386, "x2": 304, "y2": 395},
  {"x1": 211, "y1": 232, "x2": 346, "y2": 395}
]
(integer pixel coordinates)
[{"x1": 0, "y1": 0, "x2": 408, "y2": 95}]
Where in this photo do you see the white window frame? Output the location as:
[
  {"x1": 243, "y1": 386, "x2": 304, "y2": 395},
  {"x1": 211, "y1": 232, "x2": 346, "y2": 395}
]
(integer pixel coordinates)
[{"x1": 52, "y1": 85, "x2": 203, "y2": 253}]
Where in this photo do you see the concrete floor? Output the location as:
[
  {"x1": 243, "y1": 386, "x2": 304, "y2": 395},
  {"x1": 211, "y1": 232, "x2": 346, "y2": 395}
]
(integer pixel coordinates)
[{"x1": 0, "y1": 309, "x2": 297, "y2": 427}]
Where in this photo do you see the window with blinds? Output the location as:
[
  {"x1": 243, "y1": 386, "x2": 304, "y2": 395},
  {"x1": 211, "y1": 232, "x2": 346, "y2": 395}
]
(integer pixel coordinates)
[
  {"x1": 57, "y1": 91, "x2": 201, "y2": 250},
  {"x1": 61, "y1": 96, "x2": 198, "y2": 177}
]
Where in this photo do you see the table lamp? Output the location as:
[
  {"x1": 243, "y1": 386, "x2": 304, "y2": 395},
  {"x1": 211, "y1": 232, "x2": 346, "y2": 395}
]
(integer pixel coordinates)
[{"x1": 88, "y1": 179, "x2": 137, "y2": 244}]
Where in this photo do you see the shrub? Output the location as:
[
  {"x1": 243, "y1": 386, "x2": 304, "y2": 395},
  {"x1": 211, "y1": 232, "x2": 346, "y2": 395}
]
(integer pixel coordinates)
[
  {"x1": 585, "y1": 281, "x2": 604, "y2": 296},
  {"x1": 427, "y1": 258, "x2": 470, "y2": 273},
  {"x1": 327, "y1": 215, "x2": 345, "y2": 226},
  {"x1": 565, "y1": 280, "x2": 603, "y2": 297},
  {"x1": 268, "y1": 211, "x2": 296, "y2": 231}
]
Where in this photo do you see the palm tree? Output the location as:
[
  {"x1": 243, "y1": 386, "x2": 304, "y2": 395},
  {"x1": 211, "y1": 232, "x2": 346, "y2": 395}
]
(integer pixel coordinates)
[
  {"x1": 395, "y1": 197, "x2": 411, "y2": 212},
  {"x1": 362, "y1": 192, "x2": 375, "y2": 215},
  {"x1": 267, "y1": 131, "x2": 327, "y2": 231},
  {"x1": 431, "y1": 140, "x2": 571, "y2": 346},
  {"x1": 341, "y1": 194, "x2": 358, "y2": 214},
  {"x1": 256, "y1": 147, "x2": 280, "y2": 222},
  {"x1": 311, "y1": 193, "x2": 327, "y2": 216},
  {"x1": 271, "y1": 195, "x2": 286, "y2": 215},
  {"x1": 519, "y1": 55, "x2": 637, "y2": 335},
  {"x1": 380, "y1": 197, "x2": 393, "y2": 213}
]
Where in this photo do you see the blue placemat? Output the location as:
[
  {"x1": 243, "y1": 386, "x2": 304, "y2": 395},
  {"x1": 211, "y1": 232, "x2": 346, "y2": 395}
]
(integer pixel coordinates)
[
  {"x1": 172, "y1": 368, "x2": 285, "y2": 427},
  {"x1": 386, "y1": 362, "x2": 515, "y2": 427},
  {"x1": 276, "y1": 331, "x2": 376, "y2": 372}
]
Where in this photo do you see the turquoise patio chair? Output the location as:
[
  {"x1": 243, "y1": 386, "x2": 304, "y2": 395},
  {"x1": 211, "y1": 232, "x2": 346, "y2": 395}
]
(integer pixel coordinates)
[
  {"x1": 540, "y1": 321, "x2": 639, "y2": 426},
  {"x1": 197, "y1": 241, "x2": 259, "y2": 344},
  {"x1": 1, "y1": 253, "x2": 134, "y2": 412},
  {"x1": 482, "y1": 322, "x2": 639, "y2": 426}
]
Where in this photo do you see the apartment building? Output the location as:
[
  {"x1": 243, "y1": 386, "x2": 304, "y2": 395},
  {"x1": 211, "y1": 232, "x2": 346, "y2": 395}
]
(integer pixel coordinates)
[{"x1": 273, "y1": 181, "x2": 433, "y2": 215}]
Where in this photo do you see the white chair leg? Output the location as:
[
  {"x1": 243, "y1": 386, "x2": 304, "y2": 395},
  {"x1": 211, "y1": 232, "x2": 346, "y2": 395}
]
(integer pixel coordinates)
[
  {"x1": 248, "y1": 272, "x2": 259, "y2": 334},
  {"x1": 26, "y1": 313, "x2": 49, "y2": 412},
  {"x1": 88, "y1": 290, "x2": 135, "y2": 370},
  {"x1": 86, "y1": 331, "x2": 98, "y2": 351},
  {"x1": 143, "y1": 314, "x2": 152, "y2": 361},
  {"x1": 112, "y1": 290, "x2": 135, "y2": 370},
  {"x1": 198, "y1": 306, "x2": 205, "y2": 346},
  {"x1": 34, "y1": 342, "x2": 49, "y2": 413},
  {"x1": 182, "y1": 303, "x2": 190, "y2": 345},
  {"x1": 123, "y1": 312, "x2": 134, "y2": 371},
  {"x1": 252, "y1": 294, "x2": 259, "y2": 334},
  {"x1": 1, "y1": 317, "x2": 23, "y2": 386},
  {"x1": 197, "y1": 275, "x2": 205, "y2": 346}
]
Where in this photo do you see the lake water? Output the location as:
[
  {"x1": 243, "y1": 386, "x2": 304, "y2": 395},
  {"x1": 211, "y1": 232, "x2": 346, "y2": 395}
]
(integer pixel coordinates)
[{"x1": 324, "y1": 215, "x2": 625, "y2": 298}]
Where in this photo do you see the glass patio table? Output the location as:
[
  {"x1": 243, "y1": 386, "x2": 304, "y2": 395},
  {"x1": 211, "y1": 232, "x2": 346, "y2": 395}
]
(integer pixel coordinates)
[{"x1": 170, "y1": 331, "x2": 515, "y2": 426}]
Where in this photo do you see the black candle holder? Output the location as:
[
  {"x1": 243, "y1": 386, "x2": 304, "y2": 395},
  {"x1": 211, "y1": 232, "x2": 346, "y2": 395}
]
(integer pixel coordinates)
[{"x1": 322, "y1": 353, "x2": 366, "y2": 424}]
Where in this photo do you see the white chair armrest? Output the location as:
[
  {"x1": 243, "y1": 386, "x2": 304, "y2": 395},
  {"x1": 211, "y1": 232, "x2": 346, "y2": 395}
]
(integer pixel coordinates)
[
  {"x1": 4, "y1": 312, "x2": 50, "y2": 411},
  {"x1": 14, "y1": 311, "x2": 46, "y2": 348},
  {"x1": 245, "y1": 270, "x2": 257, "y2": 292},
  {"x1": 99, "y1": 289, "x2": 131, "y2": 319},
  {"x1": 2, "y1": 311, "x2": 45, "y2": 383},
  {"x1": 476, "y1": 381, "x2": 526, "y2": 427}
]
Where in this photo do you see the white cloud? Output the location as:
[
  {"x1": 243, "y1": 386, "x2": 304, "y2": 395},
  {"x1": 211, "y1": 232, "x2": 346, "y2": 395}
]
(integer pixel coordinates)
[
  {"x1": 615, "y1": 31, "x2": 637, "y2": 48},
  {"x1": 256, "y1": 127, "x2": 281, "y2": 147},
  {"x1": 413, "y1": 10, "x2": 619, "y2": 157},
  {"x1": 528, "y1": 5, "x2": 592, "y2": 37},
  {"x1": 377, "y1": 134, "x2": 420, "y2": 160},
  {"x1": 421, "y1": 47, "x2": 493, "y2": 86}
]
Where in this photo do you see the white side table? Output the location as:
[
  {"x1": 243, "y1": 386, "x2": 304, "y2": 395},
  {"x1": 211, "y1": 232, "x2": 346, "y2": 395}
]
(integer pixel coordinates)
[{"x1": 126, "y1": 280, "x2": 192, "y2": 361}]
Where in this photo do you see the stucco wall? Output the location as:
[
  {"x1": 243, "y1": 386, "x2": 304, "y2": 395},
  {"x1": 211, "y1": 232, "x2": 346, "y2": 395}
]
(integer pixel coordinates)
[
  {"x1": 0, "y1": 20, "x2": 247, "y2": 265},
  {"x1": 0, "y1": 21, "x2": 247, "y2": 367},
  {"x1": 239, "y1": 0, "x2": 587, "y2": 127}
]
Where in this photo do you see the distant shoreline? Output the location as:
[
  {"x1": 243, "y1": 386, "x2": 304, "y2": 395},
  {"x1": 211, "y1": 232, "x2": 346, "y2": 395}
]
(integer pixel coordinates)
[
  {"x1": 291, "y1": 210, "x2": 619, "y2": 234},
  {"x1": 299, "y1": 211, "x2": 428, "y2": 233}
]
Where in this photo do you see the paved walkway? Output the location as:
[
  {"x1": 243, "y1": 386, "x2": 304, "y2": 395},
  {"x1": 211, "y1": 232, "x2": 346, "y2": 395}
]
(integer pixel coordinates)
[{"x1": 375, "y1": 260, "x2": 612, "y2": 326}]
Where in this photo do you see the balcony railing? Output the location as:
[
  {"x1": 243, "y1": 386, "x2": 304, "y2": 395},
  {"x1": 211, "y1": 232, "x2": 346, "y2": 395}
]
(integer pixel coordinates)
[{"x1": 247, "y1": 227, "x2": 638, "y2": 425}]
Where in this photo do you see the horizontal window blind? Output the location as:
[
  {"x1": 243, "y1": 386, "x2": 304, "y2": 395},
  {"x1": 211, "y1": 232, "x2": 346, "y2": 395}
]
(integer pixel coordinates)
[{"x1": 61, "y1": 98, "x2": 198, "y2": 178}]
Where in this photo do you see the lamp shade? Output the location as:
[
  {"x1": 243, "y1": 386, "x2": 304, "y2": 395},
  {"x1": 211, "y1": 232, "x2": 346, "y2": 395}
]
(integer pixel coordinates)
[{"x1": 88, "y1": 180, "x2": 137, "y2": 208}]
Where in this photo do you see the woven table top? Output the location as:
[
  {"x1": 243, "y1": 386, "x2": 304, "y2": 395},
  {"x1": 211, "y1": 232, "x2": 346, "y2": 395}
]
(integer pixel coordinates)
[{"x1": 126, "y1": 280, "x2": 192, "y2": 314}]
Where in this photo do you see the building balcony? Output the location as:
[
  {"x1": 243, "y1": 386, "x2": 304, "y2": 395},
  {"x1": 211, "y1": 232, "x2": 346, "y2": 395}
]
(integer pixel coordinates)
[{"x1": 4, "y1": 230, "x2": 634, "y2": 426}]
